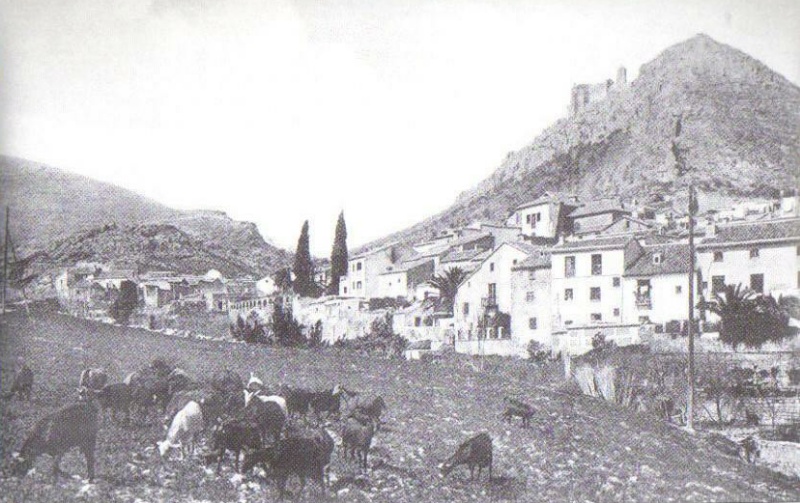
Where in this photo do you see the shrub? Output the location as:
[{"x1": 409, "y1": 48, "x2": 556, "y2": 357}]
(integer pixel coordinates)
[
  {"x1": 527, "y1": 340, "x2": 550, "y2": 363},
  {"x1": 331, "y1": 314, "x2": 408, "y2": 358}
]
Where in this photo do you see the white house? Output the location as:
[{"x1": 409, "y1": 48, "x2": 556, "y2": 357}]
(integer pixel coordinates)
[
  {"x1": 550, "y1": 236, "x2": 644, "y2": 330},
  {"x1": 506, "y1": 193, "x2": 578, "y2": 239},
  {"x1": 256, "y1": 276, "x2": 277, "y2": 297},
  {"x1": 376, "y1": 258, "x2": 435, "y2": 300},
  {"x1": 696, "y1": 218, "x2": 800, "y2": 300},
  {"x1": 452, "y1": 242, "x2": 539, "y2": 345},
  {"x1": 568, "y1": 199, "x2": 631, "y2": 236},
  {"x1": 339, "y1": 244, "x2": 400, "y2": 299},
  {"x1": 622, "y1": 243, "x2": 692, "y2": 328},
  {"x1": 510, "y1": 250, "x2": 553, "y2": 349}
]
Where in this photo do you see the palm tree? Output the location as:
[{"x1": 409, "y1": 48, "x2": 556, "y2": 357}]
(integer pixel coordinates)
[{"x1": 429, "y1": 267, "x2": 467, "y2": 314}]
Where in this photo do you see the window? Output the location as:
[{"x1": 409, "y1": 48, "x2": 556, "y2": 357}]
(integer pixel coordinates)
[
  {"x1": 749, "y1": 248, "x2": 760, "y2": 258},
  {"x1": 591, "y1": 313, "x2": 602, "y2": 322},
  {"x1": 797, "y1": 245, "x2": 800, "y2": 256},
  {"x1": 356, "y1": 281, "x2": 363, "y2": 289},
  {"x1": 512, "y1": 259, "x2": 518, "y2": 265},
  {"x1": 652, "y1": 253, "x2": 662, "y2": 265},
  {"x1": 525, "y1": 291, "x2": 536, "y2": 302},
  {"x1": 537, "y1": 213, "x2": 542, "y2": 222},
  {"x1": 750, "y1": 274, "x2": 764, "y2": 293},
  {"x1": 564, "y1": 320, "x2": 573, "y2": 326},
  {"x1": 564, "y1": 288, "x2": 574, "y2": 301},
  {"x1": 528, "y1": 270, "x2": 536, "y2": 280},
  {"x1": 711, "y1": 275, "x2": 725, "y2": 295},
  {"x1": 414, "y1": 317, "x2": 421, "y2": 327},
  {"x1": 590, "y1": 287, "x2": 601, "y2": 301},
  {"x1": 565, "y1": 256, "x2": 576, "y2": 277},
  {"x1": 357, "y1": 262, "x2": 363, "y2": 271},
  {"x1": 713, "y1": 251, "x2": 723, "y2": 262},
  {"x1": 591, "y1": 254, "x2": 602, "y2": 275},
  {"x1": 613, "y1": 308, "x2": 620, "y2": 317},
  {"x1": 526, "y1": 214, "x2": 531, "y2": 224},
  {"x1": 613, "y1": 277, "x2": 620, "y2": 287},
  {"x1": 489, "y1": 262, "x2": 495, "y2": 272},
  {"x1": 528, "y1": 317, "x2": 538, "y2": 330},
  {"x1": 462, "y1": 303, "x2": 469, "y2": 315},
  {"x1": 675, "y1": 285, "x2": 683, "y2": 294}
]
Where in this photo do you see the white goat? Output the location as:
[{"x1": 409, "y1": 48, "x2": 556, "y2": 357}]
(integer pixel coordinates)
[{"x1": 157, "y1": 400, "x2": 203, "y2": 459}]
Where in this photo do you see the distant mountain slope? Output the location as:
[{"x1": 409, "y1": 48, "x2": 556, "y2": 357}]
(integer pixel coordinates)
[
  {"x1": 364, "y1": 34, "x2": 800, "y2": 250},
  {"x1": 0, "y1": 156, "x2": 291, "y2": 277}
]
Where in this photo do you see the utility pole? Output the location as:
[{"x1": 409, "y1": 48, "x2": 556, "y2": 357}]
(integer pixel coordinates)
[
  {"x1": 2, "y1": 206, "x2": 8, "y2": 314},
  {"x1": 672, "y1": 114, "x2": 696, "y2": 430}
]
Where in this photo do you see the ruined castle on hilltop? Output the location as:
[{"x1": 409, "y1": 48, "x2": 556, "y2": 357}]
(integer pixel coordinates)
[{"x1": 569, "y1": 66, "x2": 628, "y2": 116}]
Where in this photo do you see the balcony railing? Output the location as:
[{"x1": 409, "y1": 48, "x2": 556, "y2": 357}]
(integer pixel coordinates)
[
  {"x1": 481, "y1": 296, "x2": 498, "y2": 308},
  {"x1": 635, "y1": 295, "x2": 652, "y2": 309}
]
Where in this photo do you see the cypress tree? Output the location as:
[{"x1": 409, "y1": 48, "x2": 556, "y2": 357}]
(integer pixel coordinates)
[
  {"x1": 328, "y1": 211, "x2": 348, "y2": 295},
  {"x1": 292, "y1": 220, "x2": 314, "y2": 297}
]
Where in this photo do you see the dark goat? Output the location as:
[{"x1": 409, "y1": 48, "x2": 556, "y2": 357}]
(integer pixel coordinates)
[
  {"x1": 739, "y1": 436, "x2": 761, "y2": 464},
  {"x1": 242, "y1": 435, "x2": 330, "y2": 499},
  {"x1": 441, "y1": 433, "x2": 493, "y2": 481},
  {"x1": 279, "y1": 385, "x2": 314, "y2": 417},
  {"x1": 2, "y1": 365, "x2": 33, "y2": 401},
  {"x1": 282, "y1": 425, "x2": 335, "y2": 485},
  {"x1": 502, "y1": 397, "x2": 535, "y2": 428},
  {"x1": 166, "y1": 368, "x2": 193, "y2": 397},
  {"x1": 341, "y1": 416, "x2": 375, "y2": 470},
  {"x1": 207, "y1": 418, "x2": 262, "y2": 473},
  {"x1": 242, "y1": 397, "x2": 286, "y2": 445},
  {"x1": 94, "y1": 383, "x2": 133, "y2": 423},
  {"x1": 79, "y1": 368, "x2": 108, "y2": 391},
  {"x1": 351, "y1": 395, "x2": 387, "y2": 429},
  {"x1": 11, "y1": 398, "x2": 99, "y2": 481},
  {"x1": 309, "y1": 385, "x2": 346, "y2": 418}
]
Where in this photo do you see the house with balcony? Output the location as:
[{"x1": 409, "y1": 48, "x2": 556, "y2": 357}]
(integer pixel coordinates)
[
  {"x1": 510, "y1": 249, "x2": 553, "y2": 349},
  {"x1": 696, "y1": 218, "x2": 800, "y2": 302},
  {"x1": 452, "y1": 242, "x2": 541, "y2": 355},
  {"x1": 506, "y1": 192, "x2": 578, "y2": 240},
  {"x1": 339, "y1": 244, "x2": 401, "y2": 298},
  {"x1": 622, "y1": 243, "x2": 692, "y2": 329}
]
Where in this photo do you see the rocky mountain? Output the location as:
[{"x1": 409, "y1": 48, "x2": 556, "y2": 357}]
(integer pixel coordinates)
[
  {"x1": 0, "y1": 156, "x2": 291, "y2": 280},
  {"x1": 365, "y1": 34, "x2": 800, "y2": 250}
]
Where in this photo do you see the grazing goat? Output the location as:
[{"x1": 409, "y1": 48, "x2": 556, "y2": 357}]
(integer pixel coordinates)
[
  {"x1": 441, "y1": 433, "x2": 493, "y2": 481},
  {"x1": 739, "y1": 436, "x2": 761, "y2": 464},
  {"x1": 2, "y1": 363, "x2": 33, "y2": 401},
  {"x1": 351, "y1": 395, "x2": 387, "y2": 430},
  {"x1": 11, "y1": 393, "x2": 99, "y2": 481},
  {"x1": 279, "y1": 384, "x2": 314, "y2": 417},
  {"x1": 242, "y1": 396, "x2": 286, "y2": 445},
  {"x1": 166, "y1": 368, "x2": 192, "y2": 396},
  {"x1": 244, "y1": 389, "x2": 288, "y2": 417},
  {"x1": 207, "y1": 418, "x2": 262, "y2": 473},
  {"x1": 158, "y1": 401, "x2": 204, "y2": 459},
  {"x1": 310, "y1": 385, "x2": 353, "y2": 418},
  {"x1": 502, "y1": 397, "x2": 535, "y2": 428},
  {"x1": 94, "y1": 382, "x2": 133, "y2": 423},
  {"x1": 341, "y1": 415, "x2": 375, "y2": 470},
  {"x1": 79, "y1": 368, "x2": 108, "y2": 391},
  {"x1": 241, "y1": 434, "x2": 330, "y2": 499}
]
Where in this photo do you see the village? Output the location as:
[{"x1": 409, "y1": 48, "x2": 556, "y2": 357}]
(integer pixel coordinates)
[{"x1": 52, "y1": 189, "x2": 800, "y2": 362}]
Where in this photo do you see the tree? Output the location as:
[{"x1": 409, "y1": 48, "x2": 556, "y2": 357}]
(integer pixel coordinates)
[
  {"x1": 292, "y1": 221, "x2": 316, "y2": 298},
  {"x1": 272, "y1": 301, "x2": 305, "y2": 347},
  {"x1": 109, "y1": 280, "x2": 138, "y2": 325},
  {"x1": 699, "y1": 284, "x2": 794, "y2": 350},
  {"x1": 328, "y1": 211, "x2": 348, "y2": 295},
  {"x1": 274, "y1": 267, "x2": 293, "y2": 292},
  {"x1": 429, "y1": 267, "x2": 467, "y2": 314}
]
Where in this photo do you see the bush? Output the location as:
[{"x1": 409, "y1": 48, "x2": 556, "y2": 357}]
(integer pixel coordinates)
[
  {"x1": 331, "y1": 314, "x2": 408, "y2": 358},
  {"x1": 527, "y1": 340, "x2": 550, "y2": 363}
]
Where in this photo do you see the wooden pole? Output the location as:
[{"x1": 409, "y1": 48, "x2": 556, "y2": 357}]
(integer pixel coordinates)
[
  {"x1": 687, "y1": 185, "x2": 696, "y2": 430},
  {"x1": 2, "y1": 206, "x2": 8, "y2": 314}
]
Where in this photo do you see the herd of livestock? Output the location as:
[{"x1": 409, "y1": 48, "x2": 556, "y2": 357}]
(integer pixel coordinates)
[{"x1": 1, "y1": 358, "x2": 532, "y2": 499}]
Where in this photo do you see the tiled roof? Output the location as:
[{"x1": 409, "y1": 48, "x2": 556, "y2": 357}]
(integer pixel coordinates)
[
  {"x1": 448, "y1": 232, "x2": 493, "y2": 249},
  {"x1": 569, "y1": 199, "x2": 629, "y2": 218},
  {"x1": 552, "y1": 236, "x2": 634, "y2": 252},
  {"x1": 513, "y1": 251, "x2": 552, "y2": 270},
  {"x1": 625, "y1": 243, "x2": 691, "y2": 276},
  {"x1": 514, "y1": 192, "x2": 577, "y2": 211},
  {"x1": 440, "y1": 248, "x2": 492, "y2": 264},
  {"x1": 379, "y1": 257, "x2": 434, "y2": 275},
  {"x1": 698, "y1": 218, "x2": 800, "y2": 248}
]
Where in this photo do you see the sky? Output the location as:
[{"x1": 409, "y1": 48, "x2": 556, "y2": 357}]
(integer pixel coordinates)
[{"x1": 1, "y1": 0, "x2": 798, "y2": 255}]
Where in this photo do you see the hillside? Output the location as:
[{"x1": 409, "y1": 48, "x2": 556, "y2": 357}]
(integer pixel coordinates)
[
  {"x1": 2, "y1": 310, "x2": 799, "y2": 502},
  {"x1": 365, "y1": 34, "x2": 800, "y2": 250},
  {"x1": 0, "y1": 156, "x2": 291, "y2": 278}
]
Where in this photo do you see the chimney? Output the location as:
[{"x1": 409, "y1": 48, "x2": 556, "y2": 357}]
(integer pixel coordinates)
[
  {"x1": 616, "y1": 66, "x2": 627, "y2": 87},
  {"x1": 706, "y1": 224, "x2": 717, "y2": 237}
]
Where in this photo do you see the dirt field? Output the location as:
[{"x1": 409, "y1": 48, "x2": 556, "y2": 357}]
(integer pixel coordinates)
[{"x1": 1, "y1": 310, "x2": 799, "y2": 502}]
